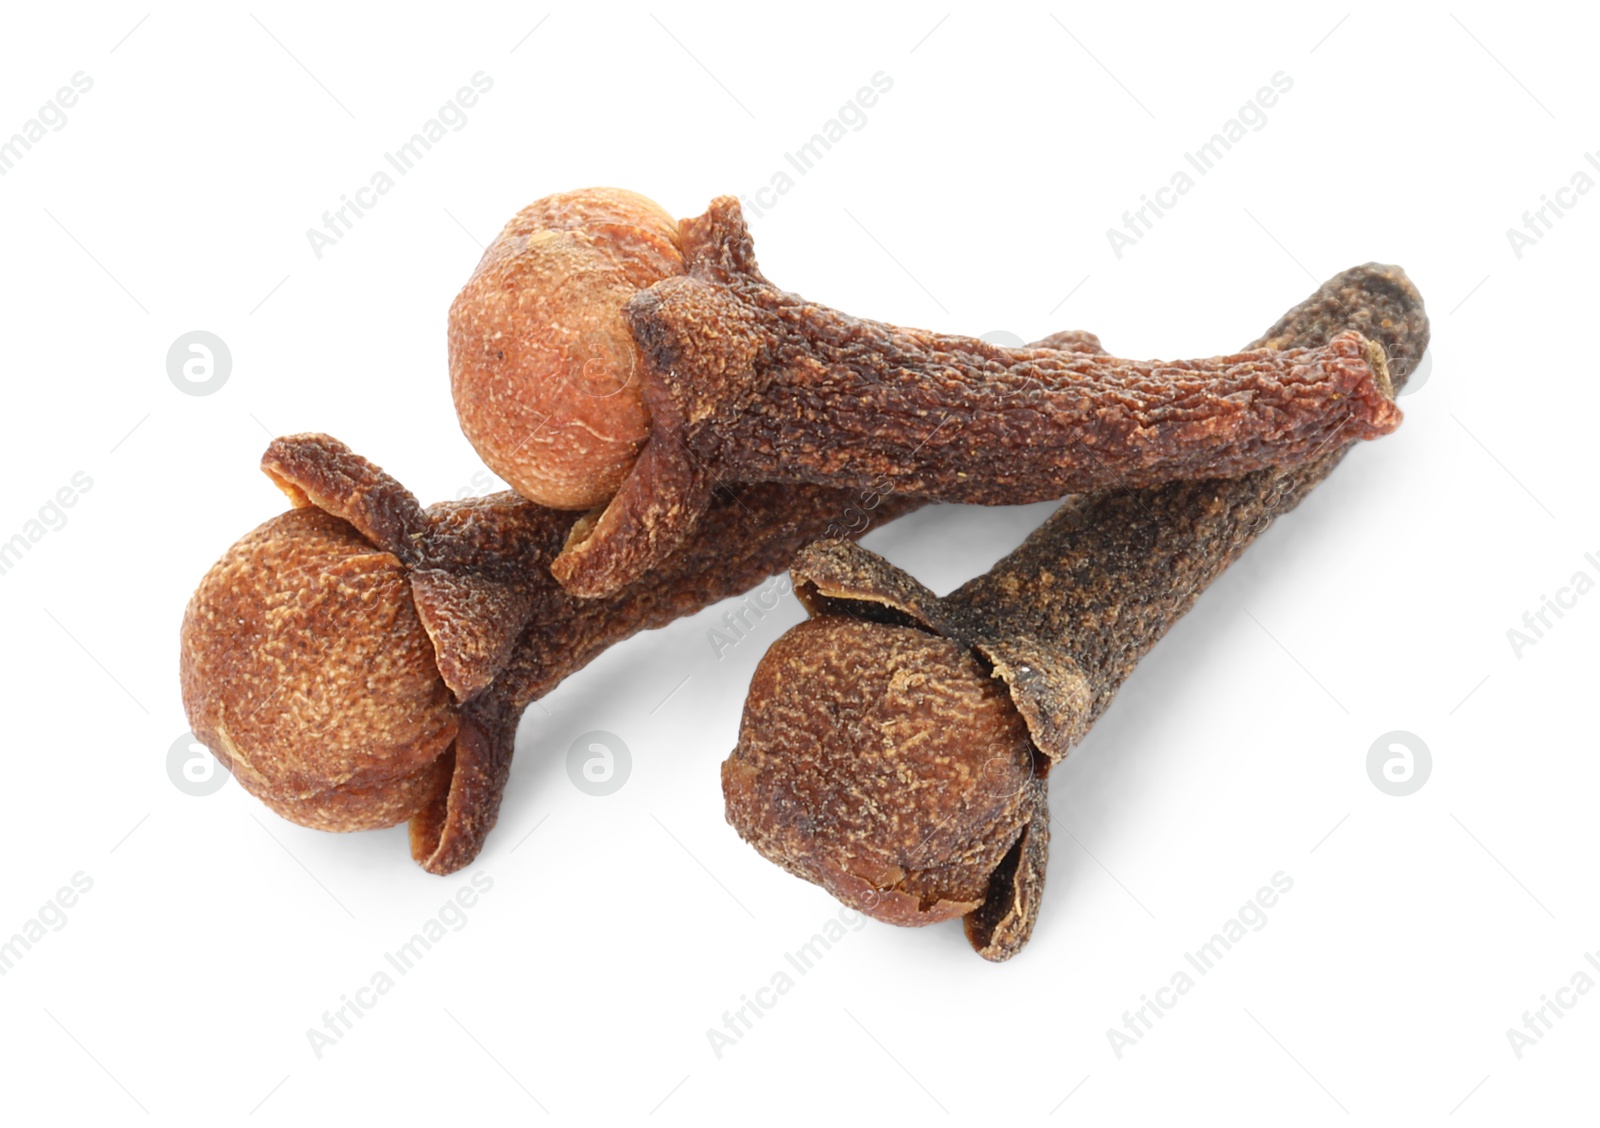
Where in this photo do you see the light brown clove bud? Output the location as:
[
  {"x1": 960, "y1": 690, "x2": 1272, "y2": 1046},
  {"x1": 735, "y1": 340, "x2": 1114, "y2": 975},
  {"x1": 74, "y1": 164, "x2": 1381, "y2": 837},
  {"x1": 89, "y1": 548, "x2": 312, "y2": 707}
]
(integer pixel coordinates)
[
  {"x1": 181, "y1": 506, "x2": 458, "y2": 831},
  {"x1": 449, "y1": 187, "x2": 684, "y2": 510}
]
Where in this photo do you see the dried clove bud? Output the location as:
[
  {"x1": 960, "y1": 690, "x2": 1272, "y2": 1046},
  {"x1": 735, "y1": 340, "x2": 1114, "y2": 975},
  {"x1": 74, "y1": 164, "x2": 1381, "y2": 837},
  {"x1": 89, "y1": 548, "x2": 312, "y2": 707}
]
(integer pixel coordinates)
[
  {"x1": 187, "y1": 311, "x2": 1104, "y2": 870},
  {"x1": 448, "y1": 189, "x2": 1401, "y2": 598},
  {"x1": 181, "y1": 503, "x2": 460, "y2": 833},
  {"x1": 183, "y1": 436, "x2": 546, "y2": 870},
  {"x1": 725, "y1": 616, "x2": 1045, "y2": 927},
  {"x1": 722, "y1": 263, "x2": 1430, "y2": 960},
  {"x1": 182, "y1": 434, "x2": 952, "y2": 872},
  {"x1": 449, "y1": 188, "x2": 684, "y2": 511}
]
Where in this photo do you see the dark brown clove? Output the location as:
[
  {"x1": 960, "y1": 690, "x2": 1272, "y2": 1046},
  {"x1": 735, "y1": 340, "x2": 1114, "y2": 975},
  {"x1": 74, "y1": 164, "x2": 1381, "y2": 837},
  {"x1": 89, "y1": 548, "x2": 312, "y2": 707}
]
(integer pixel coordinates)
[
  {"x1": 721, "y1": 263, "x2": 1430, "y2": 960},
  {"x1": 186, "y1": 319, "x2": 1106, "y2": 871},
  {"x1": 449, "y1": 190, "x2": 1401, "y2": 598},
  {"x1": 180, "y1": 436, "x2": 929, "y2": 873}
]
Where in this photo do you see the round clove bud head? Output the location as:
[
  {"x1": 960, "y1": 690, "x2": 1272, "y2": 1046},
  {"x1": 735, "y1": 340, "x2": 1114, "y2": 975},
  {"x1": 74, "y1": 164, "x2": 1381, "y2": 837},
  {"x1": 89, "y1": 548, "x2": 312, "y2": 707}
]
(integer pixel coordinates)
[
  {"x1": 180, "y1": 507, "x2": 458, "y2": 830},
  {"x1": 449, "y1": 187, "x2": 685, "y2": 509},
  {"x1": 723, "y1": 615, "x2": 1039, "y2": 925}
]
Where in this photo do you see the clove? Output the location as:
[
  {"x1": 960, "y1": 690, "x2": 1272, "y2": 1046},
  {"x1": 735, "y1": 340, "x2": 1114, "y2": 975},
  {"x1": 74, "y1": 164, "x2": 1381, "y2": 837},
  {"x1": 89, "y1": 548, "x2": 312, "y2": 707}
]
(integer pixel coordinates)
[
  {"x1": 450, "y1": 190, "x2": 1401, "y2": 597},
  {"x1": 188, "y1": 313, "x2": 1107, "y2": 872},
  {"x1": 721, "y1": 263, "x2": 1430, "y2": 960}
]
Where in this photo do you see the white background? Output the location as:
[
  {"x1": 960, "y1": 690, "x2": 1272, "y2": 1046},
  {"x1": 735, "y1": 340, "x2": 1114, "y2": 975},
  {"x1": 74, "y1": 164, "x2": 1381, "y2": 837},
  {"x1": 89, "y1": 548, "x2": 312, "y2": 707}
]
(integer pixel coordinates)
[{"x1": 1, "y1": 2, "x2": 1595, "y2": 1123}]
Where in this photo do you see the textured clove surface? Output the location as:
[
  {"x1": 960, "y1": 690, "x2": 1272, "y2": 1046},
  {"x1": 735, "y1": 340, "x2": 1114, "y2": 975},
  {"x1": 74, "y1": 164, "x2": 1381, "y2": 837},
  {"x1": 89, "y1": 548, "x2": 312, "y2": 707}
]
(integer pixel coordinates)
[
  {"x1": 181, "y1": 506, "x2": 459, "y2": 832},
  {"x1": 449, "y1": 187, "x2": 685, "y2": 510},
  {"x1": 552, "y1": 195, "x2": 1400, "y2": 596},
  {"x1": 724, "y1": 616, "x2": 1041, "y2": 925},
  {"x1": 722, "y1": 263, "x2": 1430, "y2": 961},
  {"x1": 181, "y1": 434, "x2": 927, "y2": 874},
  {"x1": 183, "y1": 316, "x2": 1105, "y2": 872}
]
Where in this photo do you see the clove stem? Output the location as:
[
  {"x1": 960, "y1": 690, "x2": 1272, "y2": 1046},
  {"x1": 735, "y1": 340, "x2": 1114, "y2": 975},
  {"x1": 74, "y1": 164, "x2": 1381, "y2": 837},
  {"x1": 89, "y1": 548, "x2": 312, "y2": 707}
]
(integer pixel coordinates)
[
  {"x1": 554, "y1": 200, "x2": 1400, "y2": 595},
  {"x1": 181, "y1": 315, "x2": 1101, "y2": 872},
  {"x1": 722, "y1": 263, "x2": 1430, "y2": 960}
]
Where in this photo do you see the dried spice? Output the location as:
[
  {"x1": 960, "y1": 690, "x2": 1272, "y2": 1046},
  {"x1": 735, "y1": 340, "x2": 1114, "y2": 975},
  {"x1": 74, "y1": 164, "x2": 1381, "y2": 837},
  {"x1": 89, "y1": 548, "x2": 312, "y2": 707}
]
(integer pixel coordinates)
[
  {"x1": 449, "y1": 188, "x2": 684, "y2": 512},
  {"x1": 188, "y1": 318, "x2": 1104, "y2": 870},
  {"x1": 722, "y1": 263, "x2": 1430, "y2": 961},
  {"x1": 184, "y1": 434, "x2": 938, "y2": 872},
  {"x1": 450, "y1": 190, "x2": 1402, "y2": 597},
  {"x1": 181, "y1": 435, "x2": 934, "y2": 873}
]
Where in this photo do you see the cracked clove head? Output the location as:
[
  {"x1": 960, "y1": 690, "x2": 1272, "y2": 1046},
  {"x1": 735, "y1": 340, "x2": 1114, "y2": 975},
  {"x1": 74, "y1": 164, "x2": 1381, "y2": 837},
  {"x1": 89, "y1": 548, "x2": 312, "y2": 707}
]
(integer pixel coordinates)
[
  {"x1": 449, "y1": 187, "x2": 685, "y2": 510},
  {"x1": 722, "y1": 615, "x2": 1042, "y2": 926},
  {"x1": 180, "y1": 506, "x2": 459, "y2": 831}
]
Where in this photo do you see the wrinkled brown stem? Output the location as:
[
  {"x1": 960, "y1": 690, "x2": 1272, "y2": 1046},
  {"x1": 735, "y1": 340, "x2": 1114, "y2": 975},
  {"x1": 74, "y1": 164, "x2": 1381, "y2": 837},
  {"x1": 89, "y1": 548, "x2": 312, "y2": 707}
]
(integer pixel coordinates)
[
  {"x1": 553, "y1": 198, "x2": 1400, "y2": 596},
  {"x1": 181, "y1": 334, "x2": 1106, "y2": 874},
  {"x1": 722, "y1": 263, "x2": 1430, "y2": 961},
  {"x1": 185, "y1": 442, "x2": 917, "y2": 875},
  {"x1": 418, "y1": 476, "x2": 937, "y2": 874}
]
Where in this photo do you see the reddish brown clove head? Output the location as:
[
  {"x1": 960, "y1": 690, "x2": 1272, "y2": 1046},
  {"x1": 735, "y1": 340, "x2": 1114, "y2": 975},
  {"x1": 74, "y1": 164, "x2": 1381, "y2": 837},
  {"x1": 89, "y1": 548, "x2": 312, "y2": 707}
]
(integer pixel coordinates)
[
  {"x1": 449, "y1": 187, "x2": 685, "y2": 509},
  {"x1": 181, "y1": 432, "x2": 933, "y2": 877},
  {"x1": 723, "y1": 615, "x2": 1043, "y2": 926},
  {"x1": 180, "y1": 506, "x2": 458, "y2": 831},
  {"x1": 181, "y1": 433, "x2": 569, "y2": 875}
]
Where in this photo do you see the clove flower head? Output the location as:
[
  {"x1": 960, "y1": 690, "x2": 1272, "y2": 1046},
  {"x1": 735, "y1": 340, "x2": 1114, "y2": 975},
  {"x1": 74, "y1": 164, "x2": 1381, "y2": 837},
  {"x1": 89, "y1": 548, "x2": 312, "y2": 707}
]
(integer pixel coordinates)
[
  {"x1": 449, "y1": 187, "x2": 685, "y2": 510},
  {"x1": 723, "y1": 615, "x2": 1045, "y2": 928},
  {"x1": 180, "y1": 432, "x2": 567, "y2": 873},
  {"x1": 180, "y1": 505, "x2": 458, "y2": 832}
]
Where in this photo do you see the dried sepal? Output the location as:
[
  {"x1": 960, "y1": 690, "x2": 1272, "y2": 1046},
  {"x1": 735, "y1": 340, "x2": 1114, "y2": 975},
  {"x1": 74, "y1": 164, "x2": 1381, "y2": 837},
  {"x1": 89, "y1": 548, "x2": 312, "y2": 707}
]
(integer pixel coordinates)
[
  {"x1": 262, "y1": 430, "x2": 429, "y2": 559},
  {"x1": 407, "y1": 568, "x2": 532, "y2": 702},
  {"x1": 964, "y1": 793, "x2": 1050, "y2": 962}
]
